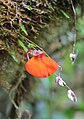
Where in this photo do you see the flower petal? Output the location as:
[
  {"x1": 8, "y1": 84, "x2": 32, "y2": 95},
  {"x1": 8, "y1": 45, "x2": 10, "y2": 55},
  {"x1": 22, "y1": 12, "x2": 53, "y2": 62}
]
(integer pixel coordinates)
[
  {"x1": 41, "y1": 56, "x2": 58, "y2": 75},
  {"x1": 25, "y1": 57, "x2": 49, "y2": 78},
  {"x1": 25, "y1": 56, "x2": 58, "y2": 78}
]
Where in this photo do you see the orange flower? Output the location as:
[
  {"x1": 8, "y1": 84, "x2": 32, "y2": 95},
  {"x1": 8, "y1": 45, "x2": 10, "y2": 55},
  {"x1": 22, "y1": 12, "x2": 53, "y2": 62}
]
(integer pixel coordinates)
[{"x1": 25, "y1": 51, "x2": 58, "y2": 78}]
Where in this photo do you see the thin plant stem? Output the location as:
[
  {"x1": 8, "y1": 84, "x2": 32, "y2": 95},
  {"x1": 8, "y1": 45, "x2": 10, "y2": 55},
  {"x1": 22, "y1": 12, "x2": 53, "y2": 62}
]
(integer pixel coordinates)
[
  {"x1": 19, "y1": 33, "x2": 50, "y2": 57},
  {"x1": 71, "y1": 0, "x2": 77, "y2": 53}
]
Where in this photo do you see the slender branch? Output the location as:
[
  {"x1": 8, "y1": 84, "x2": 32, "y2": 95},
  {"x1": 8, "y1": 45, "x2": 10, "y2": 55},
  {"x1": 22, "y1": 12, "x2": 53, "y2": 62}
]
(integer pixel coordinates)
[
  {"x1": 70, "y1": 0, "x2": 77, "y2": 53},
  {"x1": 19, "y1": 33, "x2": 49, "y2": 57},
  {"x1": 11, "y1": 24, "x2": 50, "y2": 57}
]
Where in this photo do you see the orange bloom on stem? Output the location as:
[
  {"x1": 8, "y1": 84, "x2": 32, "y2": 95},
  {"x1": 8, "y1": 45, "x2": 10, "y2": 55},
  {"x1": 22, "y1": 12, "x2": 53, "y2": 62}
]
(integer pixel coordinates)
[{"x1": 25, "y1": 50, "x2": 58, "y2": 78}]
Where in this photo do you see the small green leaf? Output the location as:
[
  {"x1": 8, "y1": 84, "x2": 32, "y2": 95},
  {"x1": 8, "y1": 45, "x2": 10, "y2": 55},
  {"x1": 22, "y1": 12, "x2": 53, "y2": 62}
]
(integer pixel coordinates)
[
  {"x1": 9, "y1": 51, "x2": 19, "y2": 63},
  {"x1": 19, "y1": 23, "x2": 28, "y2": 35},
  {"x1": 27, "y1": 5, "x2": 33, "y2": 11},
  {"x1": 60, "y1": 10, "x2": 70, "y2": 19},
  {"x1": 28, "y1": 43, "x2": 36, "y2": 49},
  {"x1": 18, "y1": 39, "x2": 28, "y2": 52}
]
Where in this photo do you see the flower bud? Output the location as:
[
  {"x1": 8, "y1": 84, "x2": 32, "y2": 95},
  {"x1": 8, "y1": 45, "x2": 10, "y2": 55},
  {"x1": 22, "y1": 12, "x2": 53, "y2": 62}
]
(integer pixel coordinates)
[
  {"x1": 67, "y1": 90, "x2": 77, "y2": 102},
  {"x1": 70, "y1": 53, "x2": 77, "y2": 64},
  {"x1": 55, "y1": 75, "x2": 66, "y2": 87}
]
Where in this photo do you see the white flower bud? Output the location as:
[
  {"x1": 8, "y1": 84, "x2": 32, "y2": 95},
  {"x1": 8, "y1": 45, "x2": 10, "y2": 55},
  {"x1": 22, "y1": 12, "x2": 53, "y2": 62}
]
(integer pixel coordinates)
[
  {"x1": 70, "y1": 53, "x2": 77, "y2": 64},
  {"x1": 67, "y1": 90, "x2": 77, "y2": 102},
  {"x1": 70, "y1": 51, "x2": 78, "y2": 64},
  {"x1": 55, "y1": 76, "x2": 66, "y2": 86}
]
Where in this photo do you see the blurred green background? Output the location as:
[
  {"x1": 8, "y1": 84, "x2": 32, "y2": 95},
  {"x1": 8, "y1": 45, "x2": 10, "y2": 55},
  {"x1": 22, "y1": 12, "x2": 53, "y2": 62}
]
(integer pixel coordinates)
[
  {"x1": 20, "y1": 27, "x2": 84, "y2": 119},
  {"x1": 19, "y1": 7, "x2": 84, "y2": 119}
]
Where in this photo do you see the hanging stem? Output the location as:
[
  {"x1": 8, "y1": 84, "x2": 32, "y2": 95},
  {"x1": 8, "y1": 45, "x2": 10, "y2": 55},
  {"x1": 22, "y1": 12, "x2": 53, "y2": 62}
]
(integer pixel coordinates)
[{"x1": 71, "y1": 0, "x2": 77, "y2": 53}]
